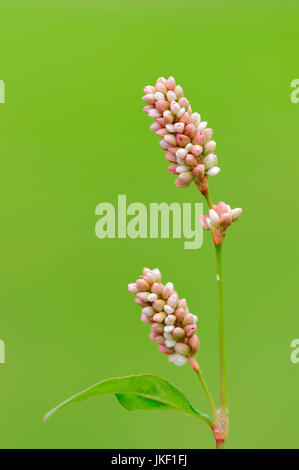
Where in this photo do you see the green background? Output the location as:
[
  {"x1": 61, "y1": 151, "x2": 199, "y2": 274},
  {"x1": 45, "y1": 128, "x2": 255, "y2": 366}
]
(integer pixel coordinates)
[{"x1": 1, "y1": 0, "x2": 298, "y2": 449}]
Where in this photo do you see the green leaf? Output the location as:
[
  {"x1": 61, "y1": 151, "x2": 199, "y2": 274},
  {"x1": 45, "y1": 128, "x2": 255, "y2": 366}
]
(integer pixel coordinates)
[{"x1": 44, "y1": 374, "x2": 213, "y2": 427}]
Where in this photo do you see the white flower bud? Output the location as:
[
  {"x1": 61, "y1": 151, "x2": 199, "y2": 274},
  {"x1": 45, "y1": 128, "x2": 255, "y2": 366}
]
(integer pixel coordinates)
[
  {"x1": 207, "y1": 166, "x2": 221, "y2": 176},
  {"x1": 147, "y1": 293, "x2": 158, "y2": 302},
  {"x1": 231, "y1": 207, "x2": 242, "y2": 221},
  {"x1": 167, "y1": 91, "x2": 177, "y2": 102},
  {"x1": 209, "y1": 209, "x2": 220, "y2": 224},
  {"x1": 164, "y1": 315, "x2": 176, "y2": 325},
  {"x1": 165, "y1": 282, "x2": 174, "y2": 291},
  {"x1": 191, "y1": 112, "x2": 201, "y2": 126},
  {"x1": 177, "y1": 107, "x2": 185, "y2": 118},
  {"x1": 197, "y1": 121, "x2": 207, "y2": 130},
  {"x1": 142, "y1": 306, "x2": 155, "y2": 317},
  {"x1": 169, "y1": 353, "x2": 187, "y2": 366},
  {"x1": 170, "y1": 101, "x2": 180, "y2": 114},
  {"x1": 165, "y1": 339, "x2": 176, "y2": 348},
  {"x1": 152, "y1": 268, "x2": 161, "y2": 282},
  {"x1": 154, "y1": 92, "x2": 165, "y2": 101},
  {"x1": 164, "y1": 325, "x2": 174, "y2": 333},
  {"x1": 176, "y1": 165, "x2": 189, "y2": 174},
  {"x1": 176, "y1": 148, "x2": 188, "y2": 159},
  {"x1": 203, "y1": 154, "x2": 215, "y2": 170},
  {"x1": 164, "y1": 305, "x2": 174, "y2": 315},
  {"x1": 166, "y1": 124, "x2": 175, "y2": 133}
]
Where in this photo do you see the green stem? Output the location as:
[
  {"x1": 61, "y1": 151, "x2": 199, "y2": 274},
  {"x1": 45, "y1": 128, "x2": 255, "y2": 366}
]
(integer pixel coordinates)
[
  {"x1": 194, "y1": 367, "x2": 217, "y2": 416},
  {"x1": 204, "y1": 191, "x2": 213, "y2": 209},
  {"x1": 215, "y1": 244, "x2": 227, "y2": 409}
]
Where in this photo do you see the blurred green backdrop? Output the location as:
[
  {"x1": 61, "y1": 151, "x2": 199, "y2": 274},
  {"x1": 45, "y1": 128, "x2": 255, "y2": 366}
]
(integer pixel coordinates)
[{"x1": 1, "y1": 0, "x2": 299, "y2": 449}]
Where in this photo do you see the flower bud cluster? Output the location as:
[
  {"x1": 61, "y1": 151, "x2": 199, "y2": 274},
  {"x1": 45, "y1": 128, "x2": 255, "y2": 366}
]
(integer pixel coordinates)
[
  {"x1": 200, "y1": 202, "x2": 242, "y2": 245},
  {"x1": 142, "y1": 76, "x2": 220, "y2": 194},
  {"x1": 128, "y1": 268, "x2": 200, "y2": 366}
]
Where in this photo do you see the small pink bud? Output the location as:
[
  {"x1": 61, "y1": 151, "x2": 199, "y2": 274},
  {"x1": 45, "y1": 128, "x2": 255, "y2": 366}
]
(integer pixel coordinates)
[
  {"x1": 144, "y1": 85, "x2": 155, "y2": 94},
  {"x1": 179, "y1": 112, "x2": 191, "y2": 125},
  {"x1": 166, "y1": 76, "x2": 176, "y2": 90},
  {"x1": 178, "y1": 171, "x2": 193, "y2": 184},
  {"x1": 175, "y1": 179, "x2": 190, "y2": 188},
  {"x1": 172, "y1": 327, "x2": 185, "y2": 340},
  {"x1": 204, "y1": 140, "x2": 216, "y2": 154},
  {"x1": 160, "y1": 140, "x2": 169, "y2": 150},
  {"x1": 192, "y1": 164, "x2": 205, "y2": 178},
  {"x1": 184, "y1": 123, "x2": 196, "y2": 139},
  {"x1": 155, "y1": 100, "x2": 170, "y2": 112},
  {"x1": 150, "y1": 332, "x2": 157, "y2": 341},
  {"x1": 168, "y1": 164, "x2": 177, "y2": 174},
  {"x1": 174, "y1": 122, "x2": 185, "y2": 133},
  {"x1": 167, "y1": 294, "x2": 178, "y2": 309},
  {"x1": 156, "y1": 76, "x2": 167, "y2": 85},
  {"x1": 185, "y1": 154, "x2": 198, "y2": 167},
  {"x1": 200, "y1": 215, "x2": 211, "y2": 231},
  {"x1": 190, "y1": 145, "x2": 203, "y2": 157},
  {"x1": 203, "y1": 128, "x2": 213, "y2": 140},
  {"x1": 175, "y1": 308, "x2": 186, "y2": 322},
  {"x1": 156, "y1": 128, "x2": 168, "y2": 137},
  {"x1": 188, "y1": 335, "x2": 200, "y2": 353},
  {"x1": 176, "y1": 148, "x2": 188, "y2": 159},
  {"x1": 128, "y1": 283, "x2": 138, "y2": 294},
  {"x1": 192, "y1": 131, "x2": 205, "y2": 146},
  {"x1": 142, "y1": 306, "x2": 155, "y2": 317},
  {"x1": 175, "y1": 85, "x2": 183, "y2": 99},
  {"x1": 148, "y1": 108, "x2": 162, "y2": 119},
  {"x1": 156, "y1": 117, "x2": 167, "y2": 126},
  {"x1": 165, "y1": 152, "x2": 177, "y2": 163},
  {"x1": 153, "y1": 299, "x2": 166, "y2": 312},
  {"x1": 155, "y1": 335, "x2": 165, "y2": 345},
  {"x1": 164, "y1": 314, "x2": 176, "y2": 325},
  {"x1": 140, "y1": 314, "x2": 151, "y2": 323},
  {"x1": 178, "y1": 298, "x2": 187, "y2": 310},
  {"x1": 153, "y1": 312, "x2": 166, "y2": 323},
  {"x1": 142, "y1": 94, "x2": 156, "y2": 105},
  {"x1": 150, "y1": 122, "x2": 161, "y2": 132},
  {"x1": 143, "y1": 105, "x2": 153, "y2": 114},
  {"x1": 168, "y1": 146, "x2": 180, "y2": 155},
  {"x1": 136, "y1": 278, "x2": 150, "y2": 291},
  {"x1": 135, "y1": 297, "x2": 148, "y2": 308},
  {"x1": 151, "y1": 282, "x2": 163, "y2": 295},
  {"x1": 167, "y1": 90, "x2": 177, "y2": 102},
  {"x1": 137, "y1": 292, "x2": 150, "y2": 302},
  {"x1": 183, "y1": 314, "x2": 195, "y2": 326},
  {"x1": 164, "y1": 134, "x2": 177, "y2": 146},
  {"x1": 161, "y1": 285, "x2": 171, "y2": 300},
  {"x1": 178, "y1": 97, "x2": 189, "y2": 109},
  {"x1": 184, "y1": 324, "x2": 197, "y2": 337},
  {"x1": 220, "y1": 213, "x2": 232, "y2": 227},
  {"x1": 176, "y1": 134, "x2": 191, "y2": 147},
  {"x1": 163, "y1": 110, "x2": 174, "y2": 123},
  {"x1": 151, "y1": 323, "x2": 164, "y2": 334},
  {"x1": 170, "y1": 101, "x2": 180, "y2": 115},
  {"x1": 175, "y1": 343, "x2": 190, "y2": 356},
  {"x1": 158, "y1": 345, "x2": 174, "y2": 355}
]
